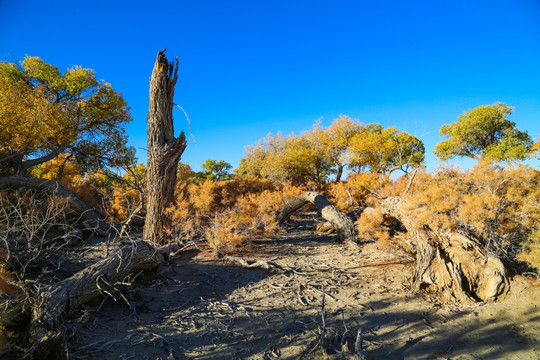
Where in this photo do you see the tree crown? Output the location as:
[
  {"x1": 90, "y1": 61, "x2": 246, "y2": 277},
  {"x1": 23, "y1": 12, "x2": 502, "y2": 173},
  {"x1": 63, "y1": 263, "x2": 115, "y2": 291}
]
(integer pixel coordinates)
[
  {"x1": 434, "y1": 103, "x2": 533, "y2": 162},
  {"x1": 0, "y1": 56, "x2": 134, "y2": 175}
]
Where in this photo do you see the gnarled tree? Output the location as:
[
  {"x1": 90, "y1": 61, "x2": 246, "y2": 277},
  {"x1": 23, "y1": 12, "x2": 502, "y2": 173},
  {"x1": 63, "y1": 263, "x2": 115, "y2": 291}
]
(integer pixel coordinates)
[{"x1": 379, "y1": 196, "x2": 509, "y2": 303}]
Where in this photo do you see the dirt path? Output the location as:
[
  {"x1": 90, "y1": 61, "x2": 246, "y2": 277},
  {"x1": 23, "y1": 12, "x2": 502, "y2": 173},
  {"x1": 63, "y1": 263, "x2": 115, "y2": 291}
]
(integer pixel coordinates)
[{"x1": 70, "y1": 215, "x2": 540, "y2": 359}]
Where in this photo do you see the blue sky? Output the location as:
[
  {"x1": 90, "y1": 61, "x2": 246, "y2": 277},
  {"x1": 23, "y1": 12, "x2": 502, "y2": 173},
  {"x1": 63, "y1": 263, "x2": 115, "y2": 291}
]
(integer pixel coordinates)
[{"x1": 1, "y1": 0, "x2": 539, "y2": 172}]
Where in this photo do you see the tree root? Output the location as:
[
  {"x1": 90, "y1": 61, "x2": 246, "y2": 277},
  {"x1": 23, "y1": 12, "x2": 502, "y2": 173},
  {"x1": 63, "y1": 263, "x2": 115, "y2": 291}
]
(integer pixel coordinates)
[{"x1": 379, "y1": 196, "x2": 509, "y2": 303}]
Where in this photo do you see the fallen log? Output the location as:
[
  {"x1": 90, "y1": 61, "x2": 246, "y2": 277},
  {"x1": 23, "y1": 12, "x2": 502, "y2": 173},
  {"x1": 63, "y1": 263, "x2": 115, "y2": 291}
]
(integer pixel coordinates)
[
  {"x1": 277, "y1": 191, "x2": 357, "y2": 244},
  {"x1": 316, "y1": 208, "x2": 364, "y2": 235},
  {"x1": 380, "y1": 196, "x2": 509, "y2": 303},
  {"x1": 24, "y1": 239, "x2": 175, "y2": 359}
]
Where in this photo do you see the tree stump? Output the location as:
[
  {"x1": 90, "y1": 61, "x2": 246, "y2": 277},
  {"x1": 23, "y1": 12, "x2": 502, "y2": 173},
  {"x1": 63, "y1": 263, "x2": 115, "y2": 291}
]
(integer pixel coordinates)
[{"x1": 143, "y1": 49, "x2": 186, "y2": 245}]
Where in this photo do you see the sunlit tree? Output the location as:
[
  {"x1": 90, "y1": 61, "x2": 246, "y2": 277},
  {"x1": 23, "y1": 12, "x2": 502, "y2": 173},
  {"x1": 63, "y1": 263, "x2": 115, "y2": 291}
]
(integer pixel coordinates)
[
  {"x1": 237, "y1": 131, "x2": 330, "y2": 183},
  {"x1": 434, "y1": 103, "x2": 533, "y2": 162},
  {"x1": 309, "y1": 116, "x2": 362, "y2": 182},
  {"x1": 0, "y1": 56, "x2": 134, "y2": 176},
  {"x1": 348, "y1": 123, "x2": 424, "y2": 178},
  {"x1": 201, "y1": 159, "x2": 233, "y2": 181}
]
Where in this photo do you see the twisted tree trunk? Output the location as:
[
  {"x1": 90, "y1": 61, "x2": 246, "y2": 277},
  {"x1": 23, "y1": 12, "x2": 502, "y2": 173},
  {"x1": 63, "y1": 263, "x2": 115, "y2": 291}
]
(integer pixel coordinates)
[
  {"x1": 277, "y1": 191, "x2": 357, "y2": 244},
  {"x1": 143, "y1": 49, "x2": 186, "y2": 245},
  {"x1": 380, "y1": 196, "x2": 509, "y2": 303}
]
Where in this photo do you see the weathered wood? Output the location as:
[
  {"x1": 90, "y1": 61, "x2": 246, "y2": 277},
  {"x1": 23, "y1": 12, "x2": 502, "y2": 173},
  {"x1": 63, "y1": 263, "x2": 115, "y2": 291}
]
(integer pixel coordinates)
[
  {"x1": 316, "y1": 209, "x2": 364, "y2": 235},
  {"x1": 143, "y1": 49, "x2": 186, "y2": 244},
  {"x1": 380, "y1": 196, "x2": 509, "y2": 303},
  {"x1": 0, "y1": 175, "x2": 113, "y2": 235},
  {"x1": 277, "y1": 191, "x2": 357, "y2": 244},
  {"x1": 26, "y1": 240, "x2": 172, "y2": 359},
  {"x1": 223, "y1": 255, "x2": 284, "y2": 271}
]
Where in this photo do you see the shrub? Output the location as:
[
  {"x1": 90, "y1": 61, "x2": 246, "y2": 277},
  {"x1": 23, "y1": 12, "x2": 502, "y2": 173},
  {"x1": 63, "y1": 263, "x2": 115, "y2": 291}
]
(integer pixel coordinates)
[
  {"x1": 404, "y1": 161, "x2": 540, "y2": 272},
  {"x1": 328, "y1": 172, "x2": 385, "y2": 212},
  {"x1": 168, "y1": 177, "x2": 304, "y2": 253}
]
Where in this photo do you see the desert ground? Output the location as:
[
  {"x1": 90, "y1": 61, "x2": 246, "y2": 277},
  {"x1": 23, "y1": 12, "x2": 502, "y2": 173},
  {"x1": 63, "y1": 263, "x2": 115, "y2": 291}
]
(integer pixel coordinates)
[{"x1": 55, "y1": 212, "x2": 540, "y2": 360}]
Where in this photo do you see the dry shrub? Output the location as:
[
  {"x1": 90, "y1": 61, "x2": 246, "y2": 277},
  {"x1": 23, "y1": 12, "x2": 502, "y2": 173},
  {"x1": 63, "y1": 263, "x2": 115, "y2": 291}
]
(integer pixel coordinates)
[
  {"x1": 327, "y1": 182, "x2": 354, "y2": 212},
  {"x1": 168, "y1": 177, "x2": 302, "y2": 253},
  {"x1": 355, "y1": 205, "x2": 390, "y2": 244},
  {"x1": 328, "y1": 172, "x2": 384, "y2": 212},
  {"x1": 520, "y1": 230, "x2": 540, "y2": 274},
  {"x1": 108, "y1": 186, "x2": 143, "y2": 222},
  {"x1": 33, "y1": 154, "x2": 108, "y2": 210},
  {"x1": 405, "y1": 161, "x2": 540, "y2": 272},
  {"x1": 377, "y1": 167, "x2": 431, "y2": 198}
]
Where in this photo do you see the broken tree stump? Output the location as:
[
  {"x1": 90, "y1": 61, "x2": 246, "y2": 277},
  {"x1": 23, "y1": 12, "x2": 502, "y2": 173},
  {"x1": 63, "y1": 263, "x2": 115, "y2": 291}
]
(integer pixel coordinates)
[{"x1": 144, "y1": 49, "x2": 187, "y2": 245}]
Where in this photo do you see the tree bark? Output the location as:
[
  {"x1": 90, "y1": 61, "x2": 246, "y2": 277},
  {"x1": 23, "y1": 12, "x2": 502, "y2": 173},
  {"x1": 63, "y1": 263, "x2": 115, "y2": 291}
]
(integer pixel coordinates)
[
  {"x1": 335, "y1": 164, "x2": 344, "y2": 183},
  {"x1": 143, "y1": 49, "x2": 186, "y2": 245},
  {"x1": 380, "y1": 196, "x2": 509, "y2": 303},
  {"x1": 0, "y1": 175, "x2": 113, "y2": 235},
  {"x1": 277, "y1": 191, "x2": 357, "y2": 244}
]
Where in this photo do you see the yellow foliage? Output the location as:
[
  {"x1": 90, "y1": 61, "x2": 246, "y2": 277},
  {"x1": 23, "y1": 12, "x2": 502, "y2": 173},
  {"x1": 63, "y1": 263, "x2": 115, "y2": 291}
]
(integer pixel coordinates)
[
  {"x1": 32, "y1": 154, "x2": 109, "y2": 211},
  {"x1": 519, "y1": 230, "x2": 540, "y2": 274},
  {"x1": 0, "y1": 57, "x2": 132, "y2": 176},
  {"x1": 327, "y1": 172, "x2": 384, "y2": 212}
]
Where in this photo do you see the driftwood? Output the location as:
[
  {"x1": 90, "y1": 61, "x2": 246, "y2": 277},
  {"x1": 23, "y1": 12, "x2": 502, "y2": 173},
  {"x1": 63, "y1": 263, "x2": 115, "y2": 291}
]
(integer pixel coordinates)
[
  {"x1": 380, "y1": 196, "x2": 509, "y2": 303},
  {"x1": 0, "y1": 175, "x2": 113, "y2": 236},
  {"x1": 277, "y1": 192, "x2": 357, "y2": 244},
  {"x1": 144, "y1": 49, "x2": 187, "y2": 245},
  {"x1": 25, "y1": 240, "x2": 174, "y2": 359},
  {"x1": 223, "y1": 255, "x2": 284, "y2": 271}
]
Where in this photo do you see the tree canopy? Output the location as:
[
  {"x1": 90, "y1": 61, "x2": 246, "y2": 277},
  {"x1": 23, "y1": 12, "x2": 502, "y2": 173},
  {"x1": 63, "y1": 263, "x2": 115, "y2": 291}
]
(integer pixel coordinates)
[
  {"x1": 0, "y1": 56, "x2": 134, "y2": 176},
  {"x1": 201, "y1": 159, "x2": 233, "y2": 181},
  {"x1": 236, "y1": 131, "x2": 331, "y2": 183},
  {"x1": 434, "y1": 103, "x2": 533, "y2": 162},
  {"x1": 309, "y1": 116, "x2": 363, "y2": 182},
  {"x1": 347, "y1": 124, "x2": 425, "y2": 177},
  {"x1": 237, "y1": 118, "x2": 424, "y2": 183}
]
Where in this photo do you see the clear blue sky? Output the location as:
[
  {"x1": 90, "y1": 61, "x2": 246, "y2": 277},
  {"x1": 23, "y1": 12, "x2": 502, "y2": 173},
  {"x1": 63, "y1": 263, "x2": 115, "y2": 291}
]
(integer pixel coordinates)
[{"x1": 1, "y1": 0, "x2": 539, "y2": 172}]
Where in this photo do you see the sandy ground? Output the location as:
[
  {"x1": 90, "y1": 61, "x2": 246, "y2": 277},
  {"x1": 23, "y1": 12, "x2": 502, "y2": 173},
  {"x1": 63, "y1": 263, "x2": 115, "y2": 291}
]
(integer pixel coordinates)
[{"x1": 68, "y1": 214, "x2": 540, "y2": 360}]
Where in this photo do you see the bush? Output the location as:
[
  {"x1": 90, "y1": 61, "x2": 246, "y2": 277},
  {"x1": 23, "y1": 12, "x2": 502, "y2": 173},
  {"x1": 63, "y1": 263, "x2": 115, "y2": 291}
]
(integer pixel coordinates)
[
  {"x1": 168, "y1": 178, "x2": 305, "y2": 253},
  {"x1": 352, "y1": 163, "x2": 540, "y2": 274},
  {"x1": 400, "y1": 162, "x2": 539, "y2": 272}
]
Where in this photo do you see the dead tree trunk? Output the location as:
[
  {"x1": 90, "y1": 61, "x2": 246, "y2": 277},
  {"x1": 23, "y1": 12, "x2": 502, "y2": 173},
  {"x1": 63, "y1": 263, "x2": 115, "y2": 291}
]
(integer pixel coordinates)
[
  {"x1": 380, "y1": 196, "x2": 509, "y2": 303},
  {"x1": 143, "y1": 49, "x2": 186, "y2": 245},
  {"x1": 0, "y1": 175, "x2": 113, "y2": 236},
  {"x1": 277, "y1": 191, "x2": 357, "y2": 244},
  {"x1": 24, "y1": 240, "x2": 175, "y2": 359}
]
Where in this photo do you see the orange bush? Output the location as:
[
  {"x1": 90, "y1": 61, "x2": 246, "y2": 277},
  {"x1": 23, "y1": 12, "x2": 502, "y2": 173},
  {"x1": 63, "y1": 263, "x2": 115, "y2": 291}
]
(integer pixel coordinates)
[
  {"x1": 327, "y1": 172, "x2": 386, "y2": 212},
  {"x1": 168, "y1": 177, "x2": 301, "y2": 253},
  {"x1": 404, "y1": 161, "x2": 540, "y2": 272}
]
